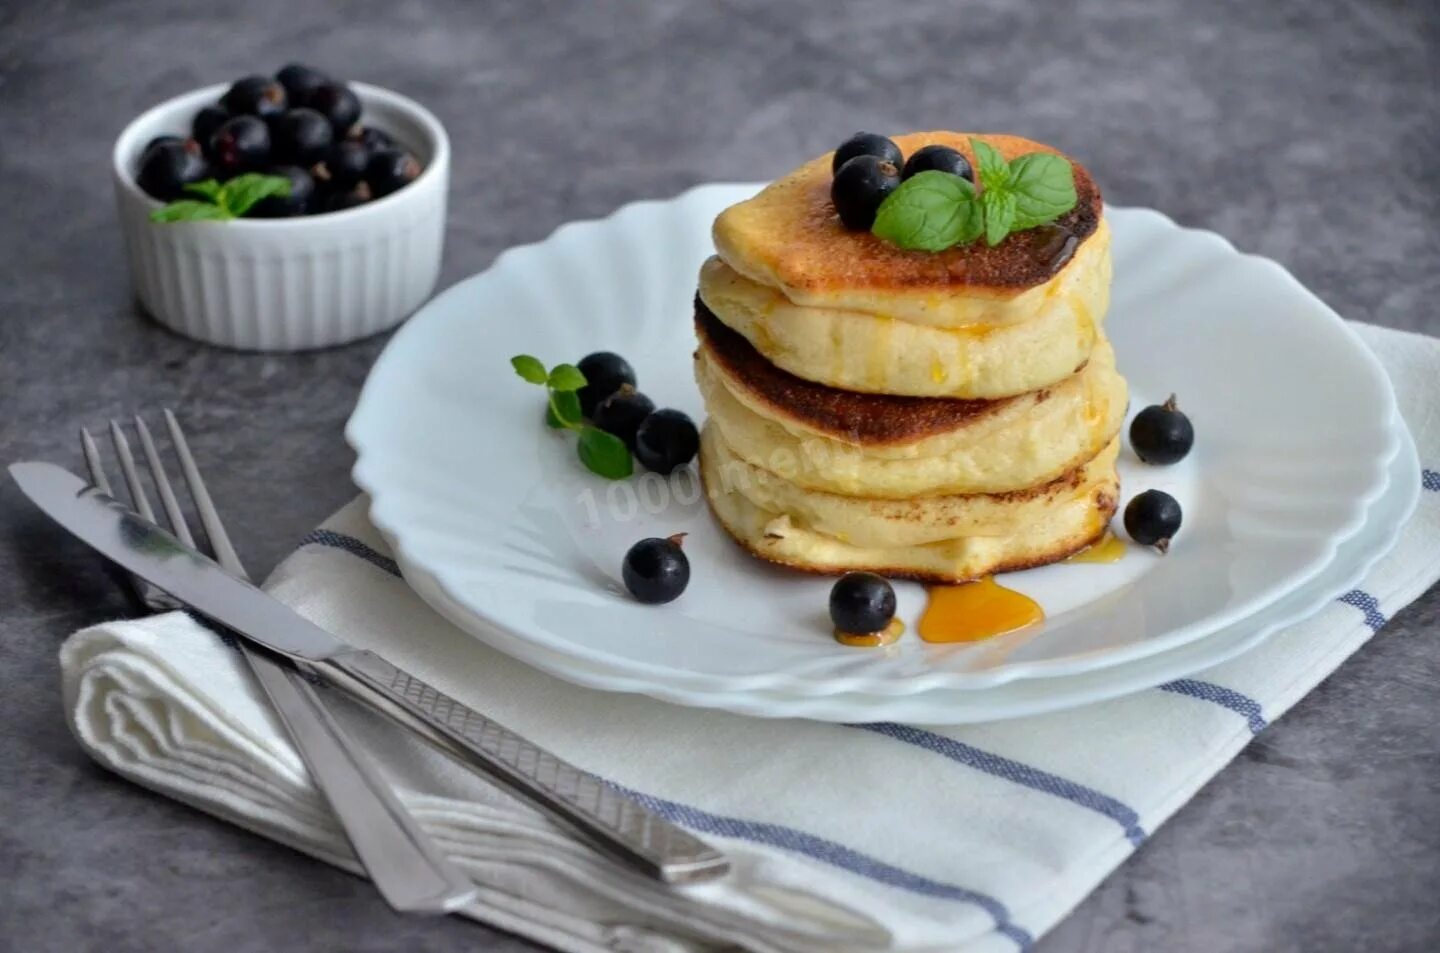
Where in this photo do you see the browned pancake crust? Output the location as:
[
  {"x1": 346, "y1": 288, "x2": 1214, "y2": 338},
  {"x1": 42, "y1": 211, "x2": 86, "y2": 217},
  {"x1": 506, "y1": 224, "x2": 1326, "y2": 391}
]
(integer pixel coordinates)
[
  {"x1": 709, "y1": 418, "x2": 1113, "y2": 506},
  {"x1": 715, "y1": 132, "x2": 1101, "y2": 296},
  {"x1": 701, "y1": 474, "x2": 1118, "y2": 584},
  {"x1": 695, "y1": 301, "x2": 1076, "y2": 446}
]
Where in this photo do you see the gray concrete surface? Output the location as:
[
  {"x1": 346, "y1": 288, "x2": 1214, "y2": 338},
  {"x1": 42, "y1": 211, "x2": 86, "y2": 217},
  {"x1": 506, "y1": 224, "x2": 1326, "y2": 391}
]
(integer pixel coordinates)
[{"x1": 2, "y1": 1, "x2": 1437, "y2": 950}]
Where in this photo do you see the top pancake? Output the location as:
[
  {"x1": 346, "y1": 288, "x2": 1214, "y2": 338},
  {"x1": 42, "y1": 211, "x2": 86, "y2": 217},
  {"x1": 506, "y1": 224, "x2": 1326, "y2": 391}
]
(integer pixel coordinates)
[{"x1": 713, "y1": 132, "x2": 1103, "y2": 325}]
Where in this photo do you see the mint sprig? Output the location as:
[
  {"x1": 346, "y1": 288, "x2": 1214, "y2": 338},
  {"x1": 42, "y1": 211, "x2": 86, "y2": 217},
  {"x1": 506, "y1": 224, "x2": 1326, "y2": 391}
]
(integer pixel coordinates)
[
  {"x1": 871, "y1": 172, "x2": 982, "y2": 251},
  {"x1": 980, "y1": 188, "x2": 1016, "y2": 247},
  {"x1": 149, "y1": 174, "x2": 291, "y2": 223},
  {"x1": 149, "y1": 201, "x2": 229, "y2": 222},
  {"x1": 972, "y1": 139, "x2": 1010, "y2": 192},
  {"x1": 511, "y1": 355, "x2": 634, "y2": 480},
  {"x1": 511, "y1": 354, "x2": 547, "y2": 384},
  {"x1": 576, "y1": 426, "x2": 632, "y2": 478},
  {"x1": 1007, "y1": 152, "x2": 1080, "y2": 229},
  {"x1": 871, "y1": 138, "x2": 1077, "y2": 252}
]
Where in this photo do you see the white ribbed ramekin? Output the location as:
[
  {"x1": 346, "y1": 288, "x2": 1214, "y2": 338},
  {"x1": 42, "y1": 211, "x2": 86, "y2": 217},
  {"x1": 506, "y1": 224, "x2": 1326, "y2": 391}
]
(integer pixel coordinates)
[{"x1": 112, "y1": 82, "x2": 449, "y2": 351}]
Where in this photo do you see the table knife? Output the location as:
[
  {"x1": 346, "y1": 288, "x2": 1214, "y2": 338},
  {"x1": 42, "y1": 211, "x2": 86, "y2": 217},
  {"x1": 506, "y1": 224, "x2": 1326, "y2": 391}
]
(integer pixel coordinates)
[{"x1": 12, "y1": 461, "x2": 729, "y2": 886}]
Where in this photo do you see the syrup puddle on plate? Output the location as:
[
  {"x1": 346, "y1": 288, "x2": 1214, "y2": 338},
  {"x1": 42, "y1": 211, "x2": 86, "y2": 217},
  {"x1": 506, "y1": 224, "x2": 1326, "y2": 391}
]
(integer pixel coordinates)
[
  {"x1": 1065, "y1": 530, "x2": 1127, "y2": 564},
  {"x1": 834, "y1": 618, "x2": 906, "y2": 647},
  {"x1": 852, "y1": 531, "x2": 1124, "y2": 646},
  {"x1": 918, "y1": 576, "x2": 1044, "y2": 643}
]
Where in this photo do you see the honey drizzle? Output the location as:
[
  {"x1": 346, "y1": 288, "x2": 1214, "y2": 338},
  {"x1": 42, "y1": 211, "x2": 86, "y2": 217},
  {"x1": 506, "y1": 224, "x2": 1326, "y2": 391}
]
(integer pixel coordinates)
[
  {"x1": 918, "y1": 577, "x2": 1044, "y2": 643},
  {"x1": 835, "y1": 617, "x2": 905, "y2": 648},
  {"x1": 1066, "y1": 530, "x2": 1127, "y2": 564},
  {"x1": 1031, "y1": 224, "x2": 1078, "y2": 270}
]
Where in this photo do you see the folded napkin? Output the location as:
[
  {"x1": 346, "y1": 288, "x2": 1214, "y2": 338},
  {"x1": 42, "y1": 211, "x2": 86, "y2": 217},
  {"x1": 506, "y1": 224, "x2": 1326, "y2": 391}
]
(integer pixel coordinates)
[{"x1": 62, "y1": 322, "x2": 1440, "y2": 953}]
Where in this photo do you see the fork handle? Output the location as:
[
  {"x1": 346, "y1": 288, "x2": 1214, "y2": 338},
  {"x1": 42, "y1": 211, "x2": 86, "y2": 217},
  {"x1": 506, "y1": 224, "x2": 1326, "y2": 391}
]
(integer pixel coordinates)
[
  {"x1": 316, "y1": 648, "x2": 730, "y2": 885},
  {"x1": 241, "y1": 645, "x2": 480, "y2": 913}
]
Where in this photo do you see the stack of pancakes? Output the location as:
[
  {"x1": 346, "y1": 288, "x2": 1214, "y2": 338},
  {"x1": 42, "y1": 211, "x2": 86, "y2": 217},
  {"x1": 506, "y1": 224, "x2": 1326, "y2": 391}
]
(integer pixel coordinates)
[{"x1": 694, "y1": 132, "x2": 1127, "y2": 583}]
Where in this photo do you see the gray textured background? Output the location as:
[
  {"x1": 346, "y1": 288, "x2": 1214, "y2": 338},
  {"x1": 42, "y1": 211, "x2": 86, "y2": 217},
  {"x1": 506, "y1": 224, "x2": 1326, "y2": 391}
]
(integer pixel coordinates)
[{"x1": 2, "y1": 1, "x2": 1438, "y2": 951}]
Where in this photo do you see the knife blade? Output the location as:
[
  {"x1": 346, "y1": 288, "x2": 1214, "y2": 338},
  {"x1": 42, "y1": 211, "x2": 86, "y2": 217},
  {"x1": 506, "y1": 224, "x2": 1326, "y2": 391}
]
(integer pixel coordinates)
[
  {"x1": 13, "y1": 462, "x2": 346, "y2": 659},
  {"x1": 11, "y1": 461, "x2": 730, "y2": 884}
]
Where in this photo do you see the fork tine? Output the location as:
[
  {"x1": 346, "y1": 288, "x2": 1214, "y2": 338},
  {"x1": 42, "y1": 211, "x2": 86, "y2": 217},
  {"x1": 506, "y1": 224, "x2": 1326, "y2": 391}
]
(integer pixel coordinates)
[
  {"x1": 164, "y1": 409, "x2": 246, "y2": 580},
  {"x1": 135, "y1": 415, "x2": 197, "y2": 549},
  {"x1": 83, "y1": 426, "x2": 158, "y2": 613},
  {"x1": 80, "y1": 428, "x2": 114, "y2": 497},
  {"x1": 108, "y1": 420, "x2": 156, "y2": 523}
]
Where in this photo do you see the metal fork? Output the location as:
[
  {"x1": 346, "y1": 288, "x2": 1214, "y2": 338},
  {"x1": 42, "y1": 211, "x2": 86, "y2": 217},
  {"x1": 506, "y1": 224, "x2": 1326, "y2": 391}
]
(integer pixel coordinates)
[{"x1": 83, "y1": 410, "x2": 479, "y2": 915}]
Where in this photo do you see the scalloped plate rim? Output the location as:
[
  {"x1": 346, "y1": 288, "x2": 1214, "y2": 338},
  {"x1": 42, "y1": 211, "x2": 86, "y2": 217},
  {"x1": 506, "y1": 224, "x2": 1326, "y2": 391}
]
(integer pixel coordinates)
[{"x1": 348, "y1": 186, "x2": 1401, "y2": 699}]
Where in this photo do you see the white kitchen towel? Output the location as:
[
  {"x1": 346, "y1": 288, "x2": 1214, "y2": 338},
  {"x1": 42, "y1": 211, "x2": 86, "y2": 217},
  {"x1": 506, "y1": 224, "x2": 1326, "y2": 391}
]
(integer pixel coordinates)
[{"x1": 60, "y1": 322, "x2": 1440, "y2": 953}]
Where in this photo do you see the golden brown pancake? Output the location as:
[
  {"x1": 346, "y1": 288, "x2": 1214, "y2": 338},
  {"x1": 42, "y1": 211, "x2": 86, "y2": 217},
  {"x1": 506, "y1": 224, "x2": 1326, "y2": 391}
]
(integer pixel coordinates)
[
  {"x1": 713, "y1": 132, "x2": 1103, "y2": 311},
  {"x1": 701, "y1": 426, "x2": 1119, "y2": 583},
  {"x1": 692, "y1": 129, "x2": 1125, "y2": 584},
  {"x1": 695, "y1": 301, "x2": 1020, "y2": 446},
  {"x1": 694, "y1": 303, "x2": 1128, "y2": 497},
  {"x1": 697, "y1": 244, "x2": 1111, "y2": 397}
]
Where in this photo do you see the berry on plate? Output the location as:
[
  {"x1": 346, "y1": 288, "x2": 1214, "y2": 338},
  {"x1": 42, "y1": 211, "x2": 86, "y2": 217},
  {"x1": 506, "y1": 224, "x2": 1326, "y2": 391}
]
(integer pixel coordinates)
[
  {"x1": 634, "y1": 409, "x2": 699, "y2": 474},
  {"x1": 1124, "y1": 489, "x2": 1183, "y2": 552},
  {"x1": 623, "y1": 535, "x2": 690, "y2": 604},
  {"x1": 1129, "y1": 395, "x2": 1194, "y2": 465},
  {"x1": 576, "y1": 352, "x2": 636, "y2": 417},
  {"x1": 829, "y1": 572, "x2": 897, "y2": 635}
]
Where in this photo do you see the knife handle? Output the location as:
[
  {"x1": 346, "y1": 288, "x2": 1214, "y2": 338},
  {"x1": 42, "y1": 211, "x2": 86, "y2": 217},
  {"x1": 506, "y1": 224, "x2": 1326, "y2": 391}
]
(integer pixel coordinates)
[
  {"x1": 316, "y1": 648, "x2": 729, "y2": 886},
  {"x1": 248, "y1": 651, "x2": 480, "y2": 914}
]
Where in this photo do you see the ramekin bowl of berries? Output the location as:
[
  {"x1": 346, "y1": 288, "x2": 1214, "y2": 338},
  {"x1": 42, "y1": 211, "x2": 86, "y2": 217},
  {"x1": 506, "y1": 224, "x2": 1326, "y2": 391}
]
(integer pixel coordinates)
[{"x1": 111, "y1": 65, "x2": 449, "y2": 351}]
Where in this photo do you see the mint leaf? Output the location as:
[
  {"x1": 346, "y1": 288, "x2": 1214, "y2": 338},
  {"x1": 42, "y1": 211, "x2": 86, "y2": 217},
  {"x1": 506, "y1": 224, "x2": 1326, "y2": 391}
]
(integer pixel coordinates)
[
  {"x1": 183, "y1": 179, "x2": 224, "y2": 201},
  {"x1": 547, "y1": 363, "x2": 587, "y2": 392},
  {"x1": 546, "y1": 388, "x2": 582, "y2": 428},
  {"x1": 149, "y1": 201, "x2": 231, "y2": 223},
  {"x1": 971, "y1": 139, "x2": 1010, "y2": 193},
  {"x1": 219, "y1": 173, "x2": 290, "y2": 217},
  {"x1": 870, "y1": 140, "x2": 1080, "y2": 252},
  {"x1": 872, "y1": 171, "x2": 982, "y2": 251},
  {"x1": 511, "y1": 354, "x2": 548, "y2": 384},
  {"x1": 981, "y1": 189, "x2": 1017, "y2": 246},
  {"x1": 577, "y1": 426, "x2": 633, "y2": 479},
  {"x1": 151, "y1": 179, "x2": 237, "y2": 223},
  {"x1": 1007, "y1": 153, "x2": 1077, "y2": 229}
]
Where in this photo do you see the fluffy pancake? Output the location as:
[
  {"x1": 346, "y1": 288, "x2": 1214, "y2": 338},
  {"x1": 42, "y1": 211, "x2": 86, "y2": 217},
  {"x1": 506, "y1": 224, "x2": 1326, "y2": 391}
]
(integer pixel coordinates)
[
  {"x1": 693, "y1": 130, "x2": 1125, "y2": 584},
  {"x1": 698, "y1": 239, "x2": 1109, "y2": 397},
  {"x1": 713, "y1": 131, "x2": 1105, "y2": 328},
  {"x1": 702, "y1": 426, "x2": 1119, "y2": 583},
  {"x1": 695, "y1": 309, "x2": 1127, "y2": 498}
]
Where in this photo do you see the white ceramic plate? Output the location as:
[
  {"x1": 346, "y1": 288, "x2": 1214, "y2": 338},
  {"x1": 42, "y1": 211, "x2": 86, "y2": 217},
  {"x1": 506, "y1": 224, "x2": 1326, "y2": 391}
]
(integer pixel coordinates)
[
  {"x1": 348, "y1": 186, "x2": 1401, "y2": 701},
  {"x1": 380, "y1": 420, "x2": 1418, "y2": 722}
]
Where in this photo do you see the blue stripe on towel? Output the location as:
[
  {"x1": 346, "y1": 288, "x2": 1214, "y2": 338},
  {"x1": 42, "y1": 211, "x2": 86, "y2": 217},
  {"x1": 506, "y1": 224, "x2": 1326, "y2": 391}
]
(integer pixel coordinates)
[
  {"x1": 851, "y1": 723, "x2": 1147, "y2": 846},
  {"x1": 300, "y1": 529, "x2": 401, "y2": 577},
  {"x1": 619, "y1": 785, "x2": 1034, "y2": 949},
  {"x1": 1159, "y1": 679, "x2": 1267, "y2": 734},
  {"x1": 1423, "y1": 469, "x2": 1439, "y2": 492},
  {"x1": 303, "y1": 530, "x2": 1145, "y2": 844},
  {"x1": 1338, "y1": 589, "x2": 1387, "y2": 632}
]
